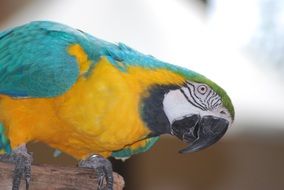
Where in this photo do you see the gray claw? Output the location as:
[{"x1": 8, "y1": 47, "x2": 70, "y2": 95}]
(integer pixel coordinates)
[
  {"x1": 79, "y1": 154, "x2": 113, "y2": 190},
  {"x1": 0, "y1": 145, "x2": 32, "y2": 190}
]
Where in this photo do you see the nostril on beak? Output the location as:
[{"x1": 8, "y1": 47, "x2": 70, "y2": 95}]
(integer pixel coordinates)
[{"x1": 220, "y1": 110, "x2": 226, "y2": 115}]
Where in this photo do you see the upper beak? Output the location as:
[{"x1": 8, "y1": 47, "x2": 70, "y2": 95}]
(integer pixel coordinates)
[{"x1": 171, "y1": 115, "x2": 229, "y2": 154}]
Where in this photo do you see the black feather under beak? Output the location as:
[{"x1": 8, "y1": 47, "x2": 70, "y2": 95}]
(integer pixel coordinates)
[{"x1": 171, "y1": 114, "x2": 229, "y2": 154}]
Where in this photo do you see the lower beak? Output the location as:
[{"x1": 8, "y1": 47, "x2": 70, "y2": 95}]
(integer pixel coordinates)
[{"x1": 171, "y1": 115, "x2": 229, "y2": 154}]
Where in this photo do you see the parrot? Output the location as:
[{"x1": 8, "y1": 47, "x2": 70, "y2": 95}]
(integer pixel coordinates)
[{"x1": 0, "y1": 21, "x2": 234, "y2": 190}]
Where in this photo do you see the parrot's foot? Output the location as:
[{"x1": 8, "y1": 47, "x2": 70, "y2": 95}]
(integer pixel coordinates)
[
  {"x1": 79, "y1": 154, "x2": 113, "y2": 190},
  {"x1": 0, "y1": 145, "x2": 32, "y2": 190}
]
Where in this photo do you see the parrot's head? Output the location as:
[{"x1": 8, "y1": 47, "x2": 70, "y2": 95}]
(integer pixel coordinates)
[
  {"x1": 141, "y1": 69, "x2": 234, "y2": 153},
  {"x1": 163, "y1": 81, "x2": 234, "y2": 153}
]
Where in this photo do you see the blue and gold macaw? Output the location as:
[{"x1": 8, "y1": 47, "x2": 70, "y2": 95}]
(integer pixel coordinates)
[{"x1": 0, "y1": 21, "x2": 234, "y2": 190}]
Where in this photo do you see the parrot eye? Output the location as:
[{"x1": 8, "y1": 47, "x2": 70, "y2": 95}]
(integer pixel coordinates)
[{"x1": 197, "y1": 85, "x2": 207, "y2": 95}]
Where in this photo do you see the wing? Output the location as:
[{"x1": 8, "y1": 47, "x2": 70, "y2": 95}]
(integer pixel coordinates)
[{"x1": 0, "y1": 21, "x2": 91, "y2": 97}]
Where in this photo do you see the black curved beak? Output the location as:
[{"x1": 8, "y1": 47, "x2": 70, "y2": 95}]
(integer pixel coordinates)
[{"x1": 171, "y1": 115, "x2": 229, "y2": 154}]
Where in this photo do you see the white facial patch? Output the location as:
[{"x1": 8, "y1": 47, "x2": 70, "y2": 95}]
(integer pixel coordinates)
[{"x1": 162, "y1": 83, "x2": 231, "y2": 125}]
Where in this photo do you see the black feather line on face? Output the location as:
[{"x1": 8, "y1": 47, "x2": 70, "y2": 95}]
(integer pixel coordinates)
[
  {"x1": 184, "y1": 85, "x2": 206, "y2": 111},
  {"x1": 211, "y1": 99, "x2": 222, "y2": 109},
  {"x1": 186, "y1": 82, "x2": 209, "y2": 110},
  {"x1": 179, "y1": 88, "x2": 205, "y2": 111}
]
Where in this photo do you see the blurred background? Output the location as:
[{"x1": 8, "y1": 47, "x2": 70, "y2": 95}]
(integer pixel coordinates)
[{"x1": 1, "y1": 0, "x2": 284, "y2": 189}]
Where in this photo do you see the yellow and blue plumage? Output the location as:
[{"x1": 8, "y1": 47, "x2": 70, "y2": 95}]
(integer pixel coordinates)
[{"x1": 0, "y1": 21, "x2": 234, "y2": 189}]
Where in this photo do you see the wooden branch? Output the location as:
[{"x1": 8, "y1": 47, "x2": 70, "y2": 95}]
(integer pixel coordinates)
[{"x1": 0, "y1": 162, "x2": 125, "y2": 190}]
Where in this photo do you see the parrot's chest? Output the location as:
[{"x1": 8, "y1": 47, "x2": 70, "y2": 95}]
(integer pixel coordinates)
[{"x1": 52, "y1": 94, "x2": 150, "y2": 159}]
